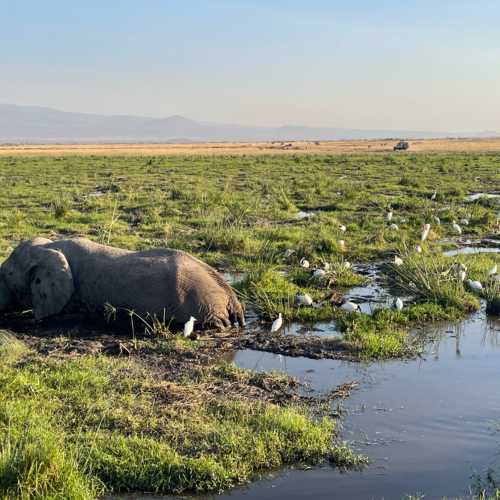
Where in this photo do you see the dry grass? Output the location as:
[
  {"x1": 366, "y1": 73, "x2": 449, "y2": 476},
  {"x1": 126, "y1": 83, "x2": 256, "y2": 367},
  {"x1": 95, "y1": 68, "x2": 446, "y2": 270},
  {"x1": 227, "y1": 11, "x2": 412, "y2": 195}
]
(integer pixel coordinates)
[{"x1": 3, "y1": 137, "x2": 500, "y2": 156}]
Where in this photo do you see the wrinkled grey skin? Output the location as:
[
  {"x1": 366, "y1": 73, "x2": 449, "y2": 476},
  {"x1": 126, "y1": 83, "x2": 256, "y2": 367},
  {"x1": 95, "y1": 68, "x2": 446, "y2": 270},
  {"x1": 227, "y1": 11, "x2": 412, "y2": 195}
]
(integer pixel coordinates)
[{"x1": 0, "y1": 237, "x2": 245, "y2": 329}]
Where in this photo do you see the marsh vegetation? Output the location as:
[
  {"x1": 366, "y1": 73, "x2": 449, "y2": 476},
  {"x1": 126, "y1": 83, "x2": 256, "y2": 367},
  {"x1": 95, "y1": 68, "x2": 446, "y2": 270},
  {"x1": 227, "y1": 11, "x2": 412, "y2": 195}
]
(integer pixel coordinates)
[{"x1": 0, "y1": 152, "x2": 499, "y2": 498}]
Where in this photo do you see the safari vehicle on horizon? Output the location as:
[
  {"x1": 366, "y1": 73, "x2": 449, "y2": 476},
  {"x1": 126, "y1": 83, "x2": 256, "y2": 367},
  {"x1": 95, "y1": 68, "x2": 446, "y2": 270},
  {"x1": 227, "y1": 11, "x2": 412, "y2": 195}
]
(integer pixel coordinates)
[{"x1": 394, "y1": 140, "x2": 410, "y2": 151}]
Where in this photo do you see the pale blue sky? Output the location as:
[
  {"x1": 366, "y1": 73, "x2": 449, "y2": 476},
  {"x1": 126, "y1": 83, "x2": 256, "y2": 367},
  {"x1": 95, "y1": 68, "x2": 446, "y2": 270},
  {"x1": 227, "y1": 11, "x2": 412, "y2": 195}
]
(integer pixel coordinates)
[{"x1": 1, "y1": 0, "x2": 500, "y2": 131}]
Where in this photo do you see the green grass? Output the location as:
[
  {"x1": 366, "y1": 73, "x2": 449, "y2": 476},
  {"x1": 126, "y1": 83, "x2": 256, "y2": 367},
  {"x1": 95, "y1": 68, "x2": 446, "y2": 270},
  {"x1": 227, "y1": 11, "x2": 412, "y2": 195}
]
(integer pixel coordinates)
[
  {"x1": 0, "y1": 335, "x2": 363, "y2": 498},
  {"x1": 0, "y1": 153, "x2": 499, "y2": 496}
]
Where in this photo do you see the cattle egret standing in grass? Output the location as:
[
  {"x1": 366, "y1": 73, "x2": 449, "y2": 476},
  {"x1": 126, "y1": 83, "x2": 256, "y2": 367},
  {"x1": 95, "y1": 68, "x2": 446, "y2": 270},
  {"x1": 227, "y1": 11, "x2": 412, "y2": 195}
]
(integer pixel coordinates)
[
  {"x1": 300, "y1": 258, "x2": 310, "y2": 269},
  {"x1": 389, "y1": 223, "x2": 399, "y2": 231},
  {"x1": 296, "y1": 293, "x2": 313, "y2": 307},
  {"x1": 339, "y1": 240, "x2": 346, "y2": 249},
  {"x1": 431, "y1": 190, "x2": 437, "y2": 201},
  {"x1": 466, "y1": 279, "x2": 483, "y2": 292},
  {"x1": 458, "y1": 270, "x2": 467, "y2": 282},
  {"x1": 343, "y1": 261, "x2": 352, "y2": 269},
  {"x1": 313, "y1": 268, "x2": 327, "y2": 278},
  {"x1": 421, "y1": 224, "x2": 431, "y2": 242},
  {"x1": 341, "y1": 301, "x2": 359, "y2": 313},
  {"x1": 271, "y1": 313, "x2": 283, "y2": 332},
  {"x1": 452, "y1": 221, "x2": 462, "y2": 235},
  {"x1": 489, "y1": 264, "x2": 498, "y2": 276},
  {"x1": 339, "y1": 224, "x2": 347, "y2": 232},
  {"x1": 460, "y1": 218, "x2": 469, "y2": 226},
  {"x1": 323, "y1": 262, "x2": 331, "y2": 271},
  {"x1": 183, "y1": 316, "x2": 196, "y2": 338},
  {"x1": 284, "y1": 248, "x2": 295, "y2": 258},
  {"x1": 394, "y1": 256, "x2": 404, "y2": 266},
  {"x1": 433, "y1": 216, "x2": 441, "y2": 225},
  {"x1": 394, "y1": 297, "x2": 404, "y2": 311},
  {"x1": 415, "y1": 245, "x2": 423, "y2": 253},
  {"x1": 386, "y1": 210, "x2": 393, "y2": 222}
]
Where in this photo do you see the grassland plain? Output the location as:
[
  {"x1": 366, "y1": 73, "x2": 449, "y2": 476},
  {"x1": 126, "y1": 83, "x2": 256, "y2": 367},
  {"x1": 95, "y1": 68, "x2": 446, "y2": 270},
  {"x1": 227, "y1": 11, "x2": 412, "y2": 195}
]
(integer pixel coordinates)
[{"x1": 0, "y1": 152, "x2": 499, "y2": 498}]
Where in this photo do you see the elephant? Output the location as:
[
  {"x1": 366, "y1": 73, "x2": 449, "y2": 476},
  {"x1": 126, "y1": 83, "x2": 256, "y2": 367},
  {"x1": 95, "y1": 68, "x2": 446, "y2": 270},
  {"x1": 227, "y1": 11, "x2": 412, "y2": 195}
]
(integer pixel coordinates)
[{"x1": 0, "y1": 237, "x2": 245, "y2": 330}]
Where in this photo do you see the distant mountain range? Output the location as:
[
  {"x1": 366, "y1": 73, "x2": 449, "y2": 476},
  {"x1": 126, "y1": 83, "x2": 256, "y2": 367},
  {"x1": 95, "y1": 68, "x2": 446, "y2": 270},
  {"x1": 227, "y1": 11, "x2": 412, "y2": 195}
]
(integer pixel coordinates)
[{"x1": 0, "y1": 104, "x2": 498, "y2": 143}]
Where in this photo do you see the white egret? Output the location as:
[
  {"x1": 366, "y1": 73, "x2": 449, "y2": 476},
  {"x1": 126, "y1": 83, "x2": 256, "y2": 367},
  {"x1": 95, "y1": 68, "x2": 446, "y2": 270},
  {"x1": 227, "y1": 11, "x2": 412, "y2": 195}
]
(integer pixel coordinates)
[
  {"x1": 339, "y1": 240, "x2": 346, "y2": 249},
  {"x1": 296, "y1": 293, "x2": 313, "y2": 307},
  {"x1": 421, "y1": 223, "x2": 431, "y2": 242},
  {"x1": 458, "y1": 270, "x2": 466, "y2": 282},
  {"x1": 431, "y1": 190, "x2": 437, "y2": 201},
  {"x1": 389, "y1": 223, "x2": 399, "y2": 231},
  {"x1": 296, "y1": 211, "x2": 313, "y2": 220},
  {"x1": 300, "y1": 258, "x2": 310, "y2": 269},
  {"x1": 271, "y1": 313, "x2": 283, "y2": 332},
  {"x1": 465, "y1": 279, "x2": 483, "y2": 292},
  {"x1": 313, "y1": 268, "x2": 327, "y2": 278},
  {"x1": 415, "y1": 245, "x2": 423, "y2": 253},
  {"x1": 183, "y1": 316, "x2": 196, "y2": 338},
  {"x1": 489, "y1": 264, "x2": 498, "y2": 276},
  {"x1": 459, "y1": 218, "x2": 469, "y2": 226},
  {"x1": 343, "y1": 261, "x2": 352, "y2": 269},
  {"x1": 452, "y1": 221, "x2": 462, "y2": 235},
  {"x1": 323, "y1": 262, "x2": 331, "y2": 271},
  {"x1": 284, "y1": 248, "x2": 295, "y2": 258},
  {"x1": 394, "y1": 256, "x2": 404, "y2": 266},
  {"x1": 341, "y1": 301, "x2": 359, "y2": 313},
  {"x1": 433, "y1": 216, "x2": 441, "y2": 225},
  {"x1": 339, "y1": 224, "x2": 347, "y2": 232},
  {"x1": 386, "y1": 210, "x2": 393, "y2": 222},
  {"x1": 394, "y1": 297, "x2": 404, "y2": 311}
]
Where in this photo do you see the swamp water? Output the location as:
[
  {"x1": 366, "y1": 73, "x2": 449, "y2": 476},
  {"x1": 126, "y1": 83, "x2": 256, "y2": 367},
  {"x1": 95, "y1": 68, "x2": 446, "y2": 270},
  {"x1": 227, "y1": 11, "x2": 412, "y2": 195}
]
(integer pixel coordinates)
[
  {"x1": 221, "y1": 310, "x2": 500, "y2": 500},
  {"x1": 209, "y1": 259, "x2": 500, "y2": 499}
]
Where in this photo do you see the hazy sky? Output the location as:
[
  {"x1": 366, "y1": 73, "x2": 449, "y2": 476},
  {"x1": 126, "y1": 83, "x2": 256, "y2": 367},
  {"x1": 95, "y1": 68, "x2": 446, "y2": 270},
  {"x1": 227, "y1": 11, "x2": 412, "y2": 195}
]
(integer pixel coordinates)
[{"x1": 2, "y1": 0, "x2": 500, "y2": 131}]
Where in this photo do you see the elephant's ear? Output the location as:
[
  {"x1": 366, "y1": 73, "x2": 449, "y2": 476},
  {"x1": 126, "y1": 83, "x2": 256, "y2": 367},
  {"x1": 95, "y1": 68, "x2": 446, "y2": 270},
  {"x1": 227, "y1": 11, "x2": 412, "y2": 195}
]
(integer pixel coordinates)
[{"x1": 30, "y1": 248, "x2": 74, "y2": 320}]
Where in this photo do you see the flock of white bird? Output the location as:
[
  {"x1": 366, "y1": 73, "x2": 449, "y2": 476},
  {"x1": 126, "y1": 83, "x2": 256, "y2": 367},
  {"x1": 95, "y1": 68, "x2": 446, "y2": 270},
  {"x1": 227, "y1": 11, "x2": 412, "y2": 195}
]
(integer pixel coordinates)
[
  {"x1": 266, "y1": 197, "x2": 499, "y2": 333},
  {"x1": 182, "y1": 193, "x2": 499, "y2": 336}
]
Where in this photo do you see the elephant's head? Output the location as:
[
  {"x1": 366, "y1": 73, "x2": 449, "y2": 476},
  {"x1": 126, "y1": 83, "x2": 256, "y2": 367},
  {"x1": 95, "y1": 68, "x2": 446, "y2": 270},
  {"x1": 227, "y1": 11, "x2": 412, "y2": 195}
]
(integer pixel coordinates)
[{"x1": 0, "y1": 238, "x2": 75, "y2": 319}]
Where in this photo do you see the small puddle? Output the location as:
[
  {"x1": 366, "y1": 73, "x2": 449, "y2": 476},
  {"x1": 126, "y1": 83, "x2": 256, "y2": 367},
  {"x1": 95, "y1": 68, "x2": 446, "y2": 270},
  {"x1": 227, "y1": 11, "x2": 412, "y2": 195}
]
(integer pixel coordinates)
[
  {"x1": 444, "y1": 246, "x2": 500, "y2": 257},
  {"x1": 465, "y1": 192, "x2": 500, "y2": 202},
  {"x1": 226, "y1": 311, "x2": 500, "y2": 500}
]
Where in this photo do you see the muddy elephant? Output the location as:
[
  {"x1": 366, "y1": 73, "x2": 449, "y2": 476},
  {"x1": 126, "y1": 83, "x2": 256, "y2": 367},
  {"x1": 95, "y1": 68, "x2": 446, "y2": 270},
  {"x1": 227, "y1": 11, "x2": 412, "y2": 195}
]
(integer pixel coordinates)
[{"x1": 0, "y1": 237, "x2": 245, "y2": 329}]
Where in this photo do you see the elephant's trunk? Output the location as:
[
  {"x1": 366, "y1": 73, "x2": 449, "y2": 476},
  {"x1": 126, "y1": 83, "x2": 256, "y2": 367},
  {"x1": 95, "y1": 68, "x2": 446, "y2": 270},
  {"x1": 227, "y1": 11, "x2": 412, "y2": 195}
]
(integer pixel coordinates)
[{"x1": 0, "y1": 269, "x2": 14, "y2": 312}]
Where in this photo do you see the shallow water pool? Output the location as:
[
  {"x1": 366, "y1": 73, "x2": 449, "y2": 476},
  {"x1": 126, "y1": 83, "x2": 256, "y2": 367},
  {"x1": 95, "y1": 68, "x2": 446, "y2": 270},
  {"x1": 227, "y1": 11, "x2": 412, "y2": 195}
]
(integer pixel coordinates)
[{"x1": 224, "y1": 311, "x2": 500, "y2": 500}]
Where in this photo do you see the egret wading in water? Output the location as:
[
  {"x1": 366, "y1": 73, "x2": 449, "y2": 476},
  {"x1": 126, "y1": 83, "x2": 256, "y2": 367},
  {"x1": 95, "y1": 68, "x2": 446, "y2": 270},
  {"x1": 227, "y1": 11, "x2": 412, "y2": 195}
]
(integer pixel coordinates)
[
  {"x1": 452, "y1": 221, "x2": 462, "y2": 235},
  {"x1": 394, "y1": 297, "x2": 404, "y2": 311},
  {"x1": 183, "y1": 316, "x2": 196, "y2": 338},
  {"x1": 271, "y1": 313, "x2": 283, "y2": 332},
  {"x1": 421, "y1": 223, "x2": 431, "y2": 242},
  {"x1": 341, "y1": 301, "x2": 359, "y2": 313}
]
